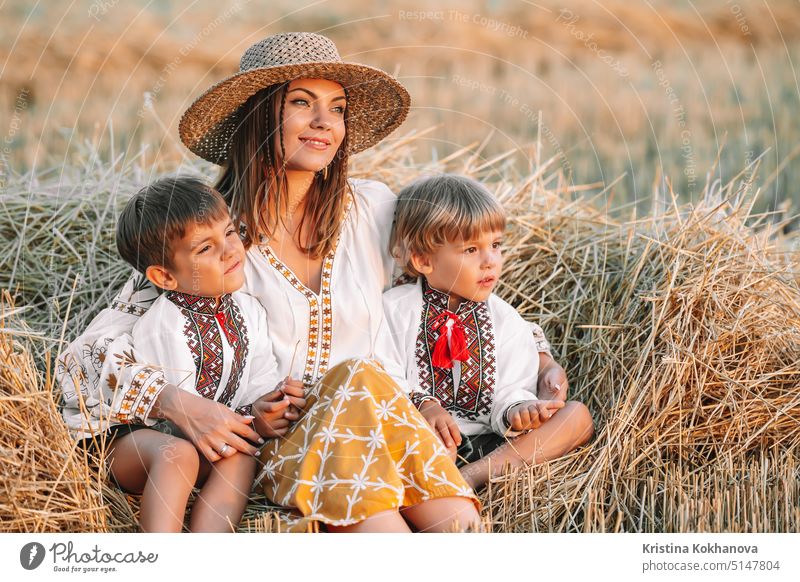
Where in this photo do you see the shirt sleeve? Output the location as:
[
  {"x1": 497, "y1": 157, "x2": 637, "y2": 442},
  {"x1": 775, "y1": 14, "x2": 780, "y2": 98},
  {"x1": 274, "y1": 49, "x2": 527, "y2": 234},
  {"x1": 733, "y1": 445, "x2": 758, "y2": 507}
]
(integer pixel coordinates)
[
  {"x1": 490, "y1": 303, "x2": 541, "y2": 437},
  {"x1": 530, "y1": 321, "x2": 552, "y2": 355},
  {"x1": 131, "y1": 301, "x2": 197, "y2": 394},
  {"x1": 56, "y1": 271, "x2": 168, "y2": 435},
  {"x1": 373, "y1": 290, "x2": 436, "y2": 409},
  {"x1": 373, "y1": 310, "x2": 411, "y2": 392},
  {"x1": 236, "y1": 297, "x2": 280, "y2": 415},
  {"x1": 351, "y1": 179, "x2": 399, "y2": 291}
]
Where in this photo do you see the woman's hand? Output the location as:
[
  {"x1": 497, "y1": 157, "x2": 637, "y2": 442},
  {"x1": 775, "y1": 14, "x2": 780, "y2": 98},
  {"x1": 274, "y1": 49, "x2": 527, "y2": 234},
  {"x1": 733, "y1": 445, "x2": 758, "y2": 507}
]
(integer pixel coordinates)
[
  {"x1": 506, "y1": 399, "x2": 565, "y2": 432},
  {"x1": 153, "y1": 384, "x2": 264, "y2": 462},
  {"x1": 537, "y1": 352, "x2": 568, "y2": 401},
  {"x1": 419, "y1": 400, "x2": 462, "y2": 457},
  {"x1": 279, "y1": 377, "x2": 307, "y2": 415}
]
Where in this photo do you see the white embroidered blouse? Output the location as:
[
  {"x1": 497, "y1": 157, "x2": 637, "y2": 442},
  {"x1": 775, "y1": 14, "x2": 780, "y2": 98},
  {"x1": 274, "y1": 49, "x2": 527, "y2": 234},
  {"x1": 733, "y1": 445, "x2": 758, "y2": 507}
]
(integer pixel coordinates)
[
  {"x1": 375, "y1": 278, "x2": 546, "y2": 437},
  {"x1": 241, "y1": 179, "x2": 396, "y2": 387}
]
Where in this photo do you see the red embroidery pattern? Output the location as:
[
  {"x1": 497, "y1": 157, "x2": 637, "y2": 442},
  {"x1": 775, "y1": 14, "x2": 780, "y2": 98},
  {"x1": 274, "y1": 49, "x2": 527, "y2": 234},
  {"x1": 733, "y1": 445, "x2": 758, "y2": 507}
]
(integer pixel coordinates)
[
  {"x1": 414, "y1": 280, "x2": 496, "y2": 420},
  {"x1": 167, "y1": 292, "x2": 249, "y2": 406},
  {"x1": 216, "y1": 301, "x2": 248, "y2": 405}
]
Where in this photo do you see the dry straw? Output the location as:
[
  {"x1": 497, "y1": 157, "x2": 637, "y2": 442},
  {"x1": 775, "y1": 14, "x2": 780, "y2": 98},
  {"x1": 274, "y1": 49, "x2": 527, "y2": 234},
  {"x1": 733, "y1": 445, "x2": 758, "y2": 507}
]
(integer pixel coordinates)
[
  {"x1": 1, "y1": 130, "x2": 799, "y2": 532},
  {"x1": 0, "y1": 292, "x2": 136, "y2": 532}
]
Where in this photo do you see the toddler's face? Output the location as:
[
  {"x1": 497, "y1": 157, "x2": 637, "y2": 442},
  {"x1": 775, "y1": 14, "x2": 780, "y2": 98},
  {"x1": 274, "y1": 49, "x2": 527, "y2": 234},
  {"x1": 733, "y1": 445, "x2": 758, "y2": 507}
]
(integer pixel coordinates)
[
  {"x1": 421, "y1": 229, "x2": 504, "y2": 311},
  {"x1": 166, "y1": 215, "x2": 246, "y2": 297}
]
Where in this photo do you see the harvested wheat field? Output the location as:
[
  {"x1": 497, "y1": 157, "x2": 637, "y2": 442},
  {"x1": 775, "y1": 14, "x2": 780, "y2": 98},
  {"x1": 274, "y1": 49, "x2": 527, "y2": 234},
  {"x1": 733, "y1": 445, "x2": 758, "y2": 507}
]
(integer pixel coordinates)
[{"x1": 1, "y1": 131, "x2": 798, "y2": 533}]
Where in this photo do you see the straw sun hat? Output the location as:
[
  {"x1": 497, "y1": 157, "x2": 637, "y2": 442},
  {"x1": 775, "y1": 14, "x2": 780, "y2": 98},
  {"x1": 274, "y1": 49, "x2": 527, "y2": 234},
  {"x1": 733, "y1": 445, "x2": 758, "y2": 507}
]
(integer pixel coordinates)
[{"x1": 178, "y1": 32, "x2": 411, "y2": 165}]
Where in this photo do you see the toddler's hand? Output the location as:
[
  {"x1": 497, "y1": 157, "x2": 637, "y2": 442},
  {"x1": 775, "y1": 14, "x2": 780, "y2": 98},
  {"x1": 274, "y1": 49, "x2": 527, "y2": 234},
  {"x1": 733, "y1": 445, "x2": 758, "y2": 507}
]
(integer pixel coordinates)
[
  {"x1": 507, "y1": 400, "x2": 565, "y2": 432},
  {"x1": 419, "y1": 400, "x2": 462, "y2": 456},
  {"x1": 538, "y1": 363, "x2": 568, "y2": 401}
]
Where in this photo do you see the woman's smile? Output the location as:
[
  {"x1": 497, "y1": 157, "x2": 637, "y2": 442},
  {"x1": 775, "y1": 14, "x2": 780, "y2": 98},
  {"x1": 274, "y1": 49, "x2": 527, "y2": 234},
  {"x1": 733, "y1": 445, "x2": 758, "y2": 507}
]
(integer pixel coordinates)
[{"x1": 299, "y1": 135, "x2": 332, "y2": 150}]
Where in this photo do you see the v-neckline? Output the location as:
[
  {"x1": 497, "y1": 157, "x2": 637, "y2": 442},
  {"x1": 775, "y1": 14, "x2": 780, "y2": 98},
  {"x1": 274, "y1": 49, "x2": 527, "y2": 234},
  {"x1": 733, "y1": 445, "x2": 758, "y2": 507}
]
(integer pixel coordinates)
[
  {"x1": 258, "y1": 193, "x2": 353, "y2": 300},
  {"x1": 260, "y1": 244, "x2": 326, "y2": 298}
]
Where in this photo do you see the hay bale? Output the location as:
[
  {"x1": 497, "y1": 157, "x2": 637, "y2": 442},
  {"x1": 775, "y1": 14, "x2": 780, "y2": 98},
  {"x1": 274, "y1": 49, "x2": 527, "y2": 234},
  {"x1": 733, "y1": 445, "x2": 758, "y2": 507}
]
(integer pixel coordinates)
[
  {"x1": 482, "y1": 178, "x2": 800, "y2": 532},
  {"x1": 0, "y1": 294, "x2": 137, "y2": 532}
]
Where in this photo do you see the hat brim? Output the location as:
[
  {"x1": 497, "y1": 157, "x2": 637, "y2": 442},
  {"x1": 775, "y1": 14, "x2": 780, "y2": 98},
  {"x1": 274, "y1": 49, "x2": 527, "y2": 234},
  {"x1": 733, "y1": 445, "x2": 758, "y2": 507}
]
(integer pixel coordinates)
[{"x1": 178, "y1": 62, "x2": 410, "y2": 165}]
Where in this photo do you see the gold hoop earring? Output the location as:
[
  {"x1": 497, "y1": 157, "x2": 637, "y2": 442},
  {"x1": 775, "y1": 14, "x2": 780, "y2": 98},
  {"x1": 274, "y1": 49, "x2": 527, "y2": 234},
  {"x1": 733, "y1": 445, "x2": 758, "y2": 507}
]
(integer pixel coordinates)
[{"x1": 322, "y1": 164, "x2": 329, "y2": 181}]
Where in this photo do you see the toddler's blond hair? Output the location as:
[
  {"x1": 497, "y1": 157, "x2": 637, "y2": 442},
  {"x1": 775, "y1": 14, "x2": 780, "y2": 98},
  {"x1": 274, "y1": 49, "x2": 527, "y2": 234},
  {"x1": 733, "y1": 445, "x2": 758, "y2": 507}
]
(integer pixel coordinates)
[{"x1": 390, "y1": 174, "x2": 506, "y2": 277}]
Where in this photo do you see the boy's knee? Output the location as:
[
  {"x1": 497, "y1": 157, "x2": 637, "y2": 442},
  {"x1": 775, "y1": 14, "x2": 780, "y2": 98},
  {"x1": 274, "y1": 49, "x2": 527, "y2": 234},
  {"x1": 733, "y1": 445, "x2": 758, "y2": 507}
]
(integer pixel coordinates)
[
  {"x1": 155, "y1": 437, "x2": 200, "y2": 474},
  {"x1": 218, "y1": 450, "x2": 257, "y2": 474}
]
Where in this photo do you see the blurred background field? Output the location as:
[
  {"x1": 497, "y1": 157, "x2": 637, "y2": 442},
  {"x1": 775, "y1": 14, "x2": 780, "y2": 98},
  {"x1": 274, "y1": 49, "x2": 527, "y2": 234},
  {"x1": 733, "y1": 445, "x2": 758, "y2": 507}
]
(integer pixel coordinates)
[
  {"x1": 2, "y1": 0, "x2": 800, "y2": 533},
  {"x1": 2, "y1": 0, "x2": 800, "y2": 214}
]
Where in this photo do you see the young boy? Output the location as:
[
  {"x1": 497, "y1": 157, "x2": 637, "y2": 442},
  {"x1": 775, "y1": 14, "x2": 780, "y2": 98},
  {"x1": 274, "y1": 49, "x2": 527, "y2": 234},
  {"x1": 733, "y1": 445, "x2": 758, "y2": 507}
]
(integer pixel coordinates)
[
  {"x1": 66, "y1": 176, "x2": 297, "y2": 532},
  {"x1": 376, "y1": 174, "x2": 594, "y2": 490}
]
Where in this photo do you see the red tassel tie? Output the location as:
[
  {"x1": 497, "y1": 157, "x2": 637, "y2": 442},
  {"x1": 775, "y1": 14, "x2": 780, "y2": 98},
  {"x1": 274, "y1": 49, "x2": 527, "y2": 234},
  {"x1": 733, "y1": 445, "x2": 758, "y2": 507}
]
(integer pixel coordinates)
[{"x1": 431, "y1": 310, "x2": 468, "y2": 369}]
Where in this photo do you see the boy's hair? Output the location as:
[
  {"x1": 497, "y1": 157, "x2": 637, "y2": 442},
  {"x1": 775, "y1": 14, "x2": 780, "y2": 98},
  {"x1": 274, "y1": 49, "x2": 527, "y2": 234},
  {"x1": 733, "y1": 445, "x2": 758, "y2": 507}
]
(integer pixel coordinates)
[
  {"x1": 391, "y1": 174, "x2": 507, "y2": 277},
  {"x1": 116, "y1": 175, "x2": 229, "y2": 273}
]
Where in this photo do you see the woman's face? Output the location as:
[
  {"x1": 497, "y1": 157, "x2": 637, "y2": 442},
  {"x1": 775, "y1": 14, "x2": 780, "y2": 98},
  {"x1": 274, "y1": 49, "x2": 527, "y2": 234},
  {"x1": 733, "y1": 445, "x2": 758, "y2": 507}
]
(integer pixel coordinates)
[{"x1": 275, "y1": 78, "x2": 347, "y2": 172}]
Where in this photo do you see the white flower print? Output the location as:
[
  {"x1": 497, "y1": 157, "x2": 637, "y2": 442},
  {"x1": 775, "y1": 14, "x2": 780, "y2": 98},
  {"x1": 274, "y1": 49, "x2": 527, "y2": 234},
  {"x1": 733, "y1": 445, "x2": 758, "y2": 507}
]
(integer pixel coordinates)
[{"x1": 375, "y1": 399, "x2": 394, "y2": 420}]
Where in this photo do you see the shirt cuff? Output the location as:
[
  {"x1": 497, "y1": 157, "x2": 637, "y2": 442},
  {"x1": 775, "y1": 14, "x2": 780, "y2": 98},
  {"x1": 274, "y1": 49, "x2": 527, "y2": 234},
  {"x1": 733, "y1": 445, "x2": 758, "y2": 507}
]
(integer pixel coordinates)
[
  {"x1": 410, "y1": 392, "x2": 439, "y2": 410},
  {"x1": 236, "y1": 403, "x2": 253, "y2": 417},
  {"x1": 501, "y1": 400, "x2": 531, "y2": 437},
  {"x1": 118, "y1": 366, "x2": 168, "y2": 425}
]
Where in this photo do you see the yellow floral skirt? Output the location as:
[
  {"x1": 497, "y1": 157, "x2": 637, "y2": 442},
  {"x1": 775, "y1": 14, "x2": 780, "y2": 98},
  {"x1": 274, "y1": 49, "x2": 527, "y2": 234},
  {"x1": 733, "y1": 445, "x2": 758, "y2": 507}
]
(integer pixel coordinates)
[{"x1": 256, "y1": 358, "x2": 479, "y2": 528}]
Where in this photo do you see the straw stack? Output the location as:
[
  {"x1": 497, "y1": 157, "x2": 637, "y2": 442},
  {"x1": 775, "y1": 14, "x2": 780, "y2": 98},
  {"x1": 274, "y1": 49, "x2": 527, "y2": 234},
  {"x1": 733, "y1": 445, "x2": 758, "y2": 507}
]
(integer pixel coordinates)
[
  {"x1": 359, "y1": 136, "x2": 800, "y2": 532},
  {"x1": 479, "y1": 178, "x2": 800, "y2": 532},
  {"x1": 0, "y1": 293, "x2": 138, "y2": 532}
]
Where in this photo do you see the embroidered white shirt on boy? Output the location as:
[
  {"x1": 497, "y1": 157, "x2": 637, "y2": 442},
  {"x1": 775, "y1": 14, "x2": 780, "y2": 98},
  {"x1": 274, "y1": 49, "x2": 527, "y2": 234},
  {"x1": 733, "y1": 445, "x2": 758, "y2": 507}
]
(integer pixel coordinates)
[
  {"x1": 132, "y1": 291, "x2": 279, "y2": 416},
  {"x1": 56, "y1": 179, "x2": 398, "y2": 437},
  {"x1": 376, "y1": 278, "x2": 542, "y2": 438},
  {"x1": 58, "y1": 288, "x2": 278, "y2": 439}
]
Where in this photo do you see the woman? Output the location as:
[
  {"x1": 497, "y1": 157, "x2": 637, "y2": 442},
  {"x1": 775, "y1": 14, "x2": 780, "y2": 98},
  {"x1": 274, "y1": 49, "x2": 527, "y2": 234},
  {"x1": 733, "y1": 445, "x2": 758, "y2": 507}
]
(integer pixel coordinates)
[{"x1": 59, "y1": 32, "x2": 482, "y2": 532}]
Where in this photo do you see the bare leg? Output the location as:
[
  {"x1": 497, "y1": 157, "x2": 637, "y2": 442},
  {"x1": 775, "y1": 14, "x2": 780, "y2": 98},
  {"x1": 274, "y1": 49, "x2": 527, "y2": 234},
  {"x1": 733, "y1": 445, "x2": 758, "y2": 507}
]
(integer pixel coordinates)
[
  {"x1": 326, "y1": 509, "x2": 413, "y2": 533},
  {"x1": 401, "y1": 496, "x2": 481, "y2": 532},
  {"x1": 189, "y1": 452, "x2": 257, "y2": 532},
  {"x1": 106, "y1": 430, "x2": 200, "y2": 533},
  {"x1": 460, "y1": 401, "x2": 594, "y2": 490}
]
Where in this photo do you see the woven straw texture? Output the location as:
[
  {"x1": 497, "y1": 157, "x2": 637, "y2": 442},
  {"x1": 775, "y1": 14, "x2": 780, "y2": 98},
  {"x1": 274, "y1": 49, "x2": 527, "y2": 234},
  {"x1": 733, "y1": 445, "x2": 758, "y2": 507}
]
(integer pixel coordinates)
[{"x1": 179, "y1": 33, "x2": 410, "y2": 164}]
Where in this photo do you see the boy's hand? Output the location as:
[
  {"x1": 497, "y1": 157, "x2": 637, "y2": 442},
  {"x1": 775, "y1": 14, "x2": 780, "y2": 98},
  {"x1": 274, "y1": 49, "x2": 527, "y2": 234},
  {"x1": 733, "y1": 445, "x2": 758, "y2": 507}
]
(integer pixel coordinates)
[
  {"x1": 507, "y1": 400, "x2": 565, "y2": 432},
  {"x1": 538, "y1": 358, "x2": 568, "y2": 401},
  {"x1": 419, "y1": 400, "x2": 462, "y2": 456},
  {"x1": 252, "y1": 389, "x2": 292, "y2": 438},
  {"x1": 278, "y1": 376, "x2": 307, "y2": 416}
]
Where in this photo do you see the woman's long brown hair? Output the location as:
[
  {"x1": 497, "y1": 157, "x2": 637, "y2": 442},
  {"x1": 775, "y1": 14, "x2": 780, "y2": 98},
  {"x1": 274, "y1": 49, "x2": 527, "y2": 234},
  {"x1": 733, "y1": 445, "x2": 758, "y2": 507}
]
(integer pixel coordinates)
[{"x1": 215, "y1": 83, "x2": 351, "y2": 259}]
